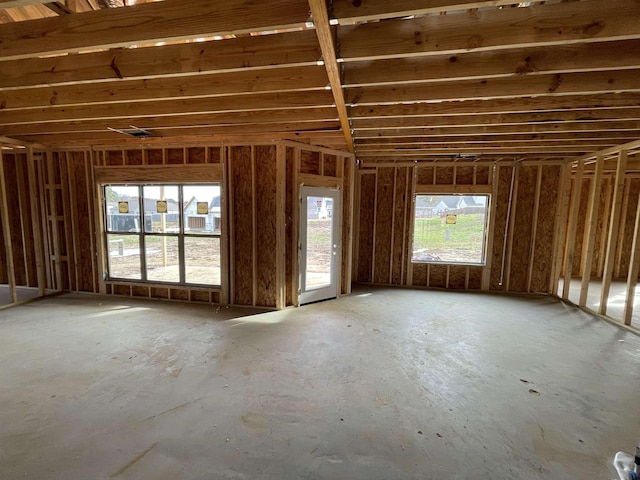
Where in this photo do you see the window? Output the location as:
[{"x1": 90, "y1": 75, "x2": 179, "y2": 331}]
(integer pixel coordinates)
[
  {"x1": 412, "y1": 194, "x2": 489, "y2": 265},
  {"x1": 104, "y1": 184, "x2": 221, "y2": 286}
]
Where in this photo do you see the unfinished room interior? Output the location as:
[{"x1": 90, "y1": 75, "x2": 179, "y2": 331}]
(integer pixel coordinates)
[{"x1": 1, "y1": 0, "x2": 640, "y2": 478}]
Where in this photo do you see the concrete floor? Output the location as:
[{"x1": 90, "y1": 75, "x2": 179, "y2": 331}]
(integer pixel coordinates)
[
  {"x1": 0, "y1": 287, "x2": 638, "y2": 480},
  {"x1": 0, "y1": 285, "x2": 43, "y2": 307}
]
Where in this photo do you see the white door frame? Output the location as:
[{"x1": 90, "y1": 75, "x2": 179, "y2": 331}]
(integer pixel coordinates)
[{"x1": 299, "y1": 186, "x2": 341, "y2": 305}]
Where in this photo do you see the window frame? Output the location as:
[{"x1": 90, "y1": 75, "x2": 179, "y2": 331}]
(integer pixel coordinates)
[
  {"x1": 103, "y1": 183, "x2": 222, "y2": 287},
  {"x1": 411, "y1": 192, "x2": 491, "y2": 267}
]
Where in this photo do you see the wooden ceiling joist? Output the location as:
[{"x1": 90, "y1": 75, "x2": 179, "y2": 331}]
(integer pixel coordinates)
[
  {"x1": 0, "y1": 29, "x2": 322, "y2": 90},
  {"x1": 0, "y1": 65, "x2": 330, "y2": 110},
  {"x1": 343, "y1": 40, "x2": 640, "y2": 88},
  {"x1": 0, "y1": 0, "x2": 313, "y2": 60},
  {"x1": 337, "y1": 0, "x2": 640, "y2": 61}
]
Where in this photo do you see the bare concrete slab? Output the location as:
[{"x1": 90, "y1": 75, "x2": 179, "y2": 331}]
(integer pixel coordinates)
[{"x1": 0, "y1": 287, "x2": 638, "y2": 479}]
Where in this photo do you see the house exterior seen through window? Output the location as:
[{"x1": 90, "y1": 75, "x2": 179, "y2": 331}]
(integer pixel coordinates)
[
  {"x1": 104, "y1": 184, "x2": 221, "y2": 286},
  {"x1": 413, "y1": 194, "x2": 489, "y2": 265}
]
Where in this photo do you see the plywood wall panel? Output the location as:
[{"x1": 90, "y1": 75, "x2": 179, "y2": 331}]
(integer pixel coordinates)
[
  {"x1": 255, "y1": 145, "x2": 277, "y2": 307},
  {"x1": 435, "y1": 166, "x2": 454, "y2": 185},
  {"x1": 468, "y1": 266, "x2": 482, "y2": 290},
  {"x1": 187, "y1": 147, "x2": 206, "y2": 164},
  {"x1": 490, "y1": 166, "x2": 512, "y2": 290},
  {"x1": 592, "y1": 176, "x2": 613, "y2": 277},
  {"x1": 455, "y1": 166, "x2": 474, "y2": 185},
  {"x1": 618, "y1": 178, "x2": 640, "y2": 278},
  {"x1": 285, "y1": 147, "x2": 295, "y2": 306},
  {"x1": 429, "y1": 264, "x2": 447, "y2": 288},
  {"x1": 357, "y1": 172, "x2": 376, "y2": 283},
  {"x1": 300, "y1": 149, "x2": 320, "y2": 175},
  {"x1": 167, "y1": 148, "x2": 184, "y2": 164},
  {"x1": 412, "y1": 263, "x2": 428, "y2": 287},
  {"x1": 69, "y1": 153, "x2": 95, "y2": 292},
  {"x1": 3, "y1": 155, "x2": 27, "y2": 286},
  {"x1": 125, "y1": 150, "x2": 143, "y2": 165},
  {"x1": 229, "y1": 146, "x2": 254, "y2": 305},
  {"x1": 147, "y1": 149, "x2": 163, "y2": 165},
  {"x1": 475, "y1": 166, "x2": 490, "y2": 185},
  {"x1": 448, "y1": 265, "x2": 466, "y2": 289},
  {"x1": 391, "y1": 167, "x2": 409, "y2": 285},
  {"x1": 373, "y1": 167, "x2": 394, "y2": 284},
  {"x1": 417, "y1": 166, "x2": 433, "y2": 185},
  {"x1": 572, "y1": 178, "x2": 591, "y2": 276},
  {"x1": 324, "y1": 155, "x2": 337, "y2": 177},
  {"x1": 530, "y1": 165, "x2": 560, "y2": 293},
  {"x1": 509, "y1": 166, "x2": 536, "y2": 292}
]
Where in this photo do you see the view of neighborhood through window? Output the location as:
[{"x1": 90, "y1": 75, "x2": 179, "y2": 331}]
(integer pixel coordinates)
[
  {"x1": 104, "y1": 184, "x2": 221, "y2": 285},
  {"x1": 412, "y1": 194, "x2": 489, "y2": 265}
]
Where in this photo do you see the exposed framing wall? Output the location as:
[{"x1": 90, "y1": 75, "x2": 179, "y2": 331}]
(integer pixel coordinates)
[
  {"x1": 354, "y1": 160, "x2": 563, "y2": 294},
  {"x1": 0, "y1": 141, "x2": 354, "y2": 310}
]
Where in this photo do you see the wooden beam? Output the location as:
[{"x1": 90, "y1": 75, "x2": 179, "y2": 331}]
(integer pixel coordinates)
[
  {"x1": 356, "y1": 133, "x2": 640, "y2": 146},
  {"x1": 349, "y1": 93, "x2": 640, "y2": 119},
  {"x1": 623, "y1": 188, "x2": 640, "y2": 326},
  {"x1": 275, "y1": 143, "x2": 286, "y2": 309},
  {"x1": 338, "y1": 0, "x2": 640, "y2": 61},
  {"x1": 355, "y1": 147, "x2": 600, "y2": 155},
  {"x1": 0, "y1": 0, "x2": 313, "y2": 60},
  {"x1": 0, "y1": 66, "x2": 329, "y2": 111},
  {"x1": 0, "y1": 0, "x2": 50, "y2": 7},
  {"x1": 308, "y1": 0, "x2": 354, "y2": 153},
  {"x1": 0, "y1": 29, "x2": 322, "y2": 90},
  {"x1": 579, "y1": 155, "x2": 604, "y2": 307},
  {"x1": 0, "y1": 108, "x2": 339, "y2": 137},
  {"x1": 346, "y1": 70, "x2": 640, "y2": 107},
  {"x1": 343, "y1": 40, "x2": 640, "y2": 87},
  {"x1": 351, "y1": 109, "x2": 640, "y2": 130},
  {"x1": 26, "y1": 146, "x2": 46, "y2": 296},
  {"x1": 0, "y1": 150, "x2": 17, "y2": 303},
  {"x1": 332, "y1": 0, "x2": 545, "y2": 24},
  {"x1": 599, "y1": 149, "x2": 628, "y2": 314},
  {"x1": 354, "y1": 122, "x2": 640, "y2": 138},
  {"x1": 0, "y1": 91, "x2": 337, "y2": 125}
]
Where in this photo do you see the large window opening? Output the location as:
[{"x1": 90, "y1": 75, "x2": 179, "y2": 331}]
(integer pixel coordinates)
[
  {"x1": 104, "y1": 184, "x2": 221, "y2": 286},
  {"x1": 412, "y1": 194, "x2": 489, "y2": 265}
]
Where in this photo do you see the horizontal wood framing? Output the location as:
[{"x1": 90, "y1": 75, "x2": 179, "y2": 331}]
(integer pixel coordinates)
[{"x1": 95, "y1": 164, "x2": 222, "y2": 183}]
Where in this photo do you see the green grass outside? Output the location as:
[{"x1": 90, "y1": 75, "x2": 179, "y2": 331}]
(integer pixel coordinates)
[{"x1": 413, "y1": 213, "x2": 486, "y2": 263}]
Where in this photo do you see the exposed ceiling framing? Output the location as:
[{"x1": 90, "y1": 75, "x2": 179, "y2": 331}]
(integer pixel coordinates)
[{"x1": 0, "y1": 0, "x2": 639, "y2": 162}]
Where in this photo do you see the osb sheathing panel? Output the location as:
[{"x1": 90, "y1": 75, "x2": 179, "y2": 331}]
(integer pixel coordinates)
[
  {"x1": 373, "y1": 167, "x2": 394, "y2": 284},
  {"x1": 300, "y1": 149, "x2": 320, "y2": 175},
  {"x1": 69, "y1": 153, "x2": 95, "y2": 292},
  {"x1": 530, "y1": 165, "x2": 560, "y2": 293},
  {"x1": 0, "y1": 204, "x2": 7, "y2": 284},
  {"x1": 475, "y1": 166, "x2": 491, "y2": 185},
  {"x1": 448, "y1": 265, "x2": 467, "y2": 289},
  {"x1": 3, "y1": 154, "x2": 28, "y2": 286},
  {"x1": 230, "y1": 146, "x2": 254, "y2": 305},
  {"x1": 107, "y1": 150, "x2": 123, "y2": 166},
  {"x1": 591, "y1": 177, "x2": 613, "y2": 278},
  {"x1": 429, "y1": 264, "x2": 447, "y2": 288},
  {"x1": 187, "y1": 147, "x2": 206, "y2": 164},
  {"x1": 147, "y1": 149, "x2": 163, "y2": 165},
  {"x1": 167, "y1": 148, "x2": 183, "y2": 164},
  {"x1": 417, "y1": 166, "x2": 433, "y2": 185},
  {"x1": 509, "y1": 166, "x2": 536, "y2": 292},
  {"x1": 324, "y1": 155, "x2": 337, "y2": 177},
  {"x1": 412, "y1": 263, "x2": 428, "y2": 286},
  {"x1": 455, "y1": 166, "x2": 474, "y2": 185},
  {"x1": 617, "y1": 178, "x2": 640, "y2": 279},
  {"x1": 208, "y1": 147, "x2": 222, "y2": 164},
  {"x1": 391, "y1": 167, "x2": 410, "y2": 285},
  {"x1": 490, "y1": 166, "x2": 513, "y2": 290},
  {"x1": 285, "y1": 147, "x2": 295, "y2": 306},
  {"x1": 255, "y1": 145, "x2": 277, "y2": 307},
  {"x1": 468, "y1": 266, "x2": 482, "y2": 289},
  {"x1": 435, "y1": 166, "x2": 454, "y2": 185},
  {"x1": 357, "y1": 173, "x2": 376, "y2": 283},
  {"x1": 125, "y1": 149, "x2": 143, "y2": 165},
  {"x1": 572, "y1": 177, "x2": 592, "y2": 276}
]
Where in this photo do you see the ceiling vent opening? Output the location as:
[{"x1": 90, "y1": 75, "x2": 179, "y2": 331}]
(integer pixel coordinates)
[{"x1": 107, "y1": 125, "x2": 155, "y2": 138}]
